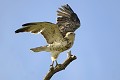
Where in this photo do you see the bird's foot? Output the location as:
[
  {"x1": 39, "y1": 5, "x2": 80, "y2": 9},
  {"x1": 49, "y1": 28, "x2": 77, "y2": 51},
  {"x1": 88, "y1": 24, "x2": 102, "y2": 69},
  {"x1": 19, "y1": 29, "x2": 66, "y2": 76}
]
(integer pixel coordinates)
[
  {"x1": 55, "y1": 64, "x2": 62, "y2": 68},
  {"x1": 49, "y1": 65, "x2": 54, "y2": 71},
  {"x1": 49, "y1": 61, "x2": 55, "y2": 71}
]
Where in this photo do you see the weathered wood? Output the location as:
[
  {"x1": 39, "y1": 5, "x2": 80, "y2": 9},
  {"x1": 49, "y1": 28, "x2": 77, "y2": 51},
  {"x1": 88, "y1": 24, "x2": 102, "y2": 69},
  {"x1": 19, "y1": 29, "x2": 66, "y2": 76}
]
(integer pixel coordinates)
[{"x1": 44, "y1": 51, "x2": 77, "y2": 80}]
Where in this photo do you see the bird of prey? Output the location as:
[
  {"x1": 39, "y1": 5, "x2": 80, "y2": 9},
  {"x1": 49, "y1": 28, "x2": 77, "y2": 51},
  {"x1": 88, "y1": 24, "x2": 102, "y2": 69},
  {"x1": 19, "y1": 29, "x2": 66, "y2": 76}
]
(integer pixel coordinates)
[{"x1": 15, "y1": 4, "x2": 80, "y2": 66}]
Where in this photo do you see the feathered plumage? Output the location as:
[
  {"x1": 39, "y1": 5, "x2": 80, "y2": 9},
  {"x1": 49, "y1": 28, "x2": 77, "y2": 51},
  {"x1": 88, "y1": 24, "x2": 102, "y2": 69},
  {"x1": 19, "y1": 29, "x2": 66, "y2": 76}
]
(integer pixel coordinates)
[
  {"x1": 57, "y1": 4, "x2": 80, "y2": 36},
  {"x1": 15, "y1": 4, "x2": 80, "y2": 66}
]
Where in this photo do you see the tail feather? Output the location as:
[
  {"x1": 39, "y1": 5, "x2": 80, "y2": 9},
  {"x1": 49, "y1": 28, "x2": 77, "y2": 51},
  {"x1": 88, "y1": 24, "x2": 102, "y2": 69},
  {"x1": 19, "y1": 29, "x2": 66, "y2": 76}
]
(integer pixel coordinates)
[{"x1": 30, "y1": 46, "x2": 46, "y2": 52}]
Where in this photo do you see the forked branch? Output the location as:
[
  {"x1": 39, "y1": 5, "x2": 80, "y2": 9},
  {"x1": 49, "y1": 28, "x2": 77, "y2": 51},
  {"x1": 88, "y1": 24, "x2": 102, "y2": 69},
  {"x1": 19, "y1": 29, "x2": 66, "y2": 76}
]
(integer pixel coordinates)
[{"x1": 44, "y1": 51, "x2": 77, "y2": 80}]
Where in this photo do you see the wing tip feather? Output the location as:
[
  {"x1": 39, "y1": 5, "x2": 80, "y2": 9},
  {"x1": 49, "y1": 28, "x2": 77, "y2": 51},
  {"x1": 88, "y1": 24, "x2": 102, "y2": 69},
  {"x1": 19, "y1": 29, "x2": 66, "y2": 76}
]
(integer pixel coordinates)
[
  {"x1": 22, "y1": 23, "x2": 36, "y2": 26},
  {"x1": 15, "y1": 27, "x2": 29, "y2": 33},
  {"x1": 15, "y1": 28, "x2": 24, "y2": 33}
]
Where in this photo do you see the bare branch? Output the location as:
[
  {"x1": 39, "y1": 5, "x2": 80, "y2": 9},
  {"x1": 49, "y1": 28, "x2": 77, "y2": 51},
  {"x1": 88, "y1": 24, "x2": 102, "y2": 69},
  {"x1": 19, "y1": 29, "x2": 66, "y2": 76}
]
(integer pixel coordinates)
[{"x1": 44, "y1": 51, "x2": 77, "y2": 80}]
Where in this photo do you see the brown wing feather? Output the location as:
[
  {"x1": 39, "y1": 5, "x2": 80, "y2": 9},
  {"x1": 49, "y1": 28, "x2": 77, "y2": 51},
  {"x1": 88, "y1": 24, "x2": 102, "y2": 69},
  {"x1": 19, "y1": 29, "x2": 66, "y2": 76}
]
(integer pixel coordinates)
[
  {"x1": 15, "y1": 22, "x2": 63, "y2": 44},
  {"x1": 57, "y1": 4, "x2": 80, "y2": 36}
]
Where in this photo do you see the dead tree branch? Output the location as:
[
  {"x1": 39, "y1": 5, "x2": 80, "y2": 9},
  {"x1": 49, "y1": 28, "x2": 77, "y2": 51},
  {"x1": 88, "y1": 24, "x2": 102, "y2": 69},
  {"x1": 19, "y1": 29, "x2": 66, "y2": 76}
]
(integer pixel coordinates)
[{"x1": 43, "y1": 51, "x2": 77, "y2": 80}]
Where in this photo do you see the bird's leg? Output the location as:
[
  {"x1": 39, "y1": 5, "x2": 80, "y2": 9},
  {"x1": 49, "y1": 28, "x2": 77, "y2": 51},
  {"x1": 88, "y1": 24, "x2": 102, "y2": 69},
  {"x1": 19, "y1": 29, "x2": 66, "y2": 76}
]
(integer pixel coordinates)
[
  {"x1": 50, "y1": 61, "x2": 54, "y2": 67},
  {"x1": 55, "y1": 60, "x2": 62, "y2": 68},
  {"x1": 49, "y1": 61, "x2": 54, "y2": 71},
  {"x1": 55, "y1": 60, "x2": 58, "y2": 66}
]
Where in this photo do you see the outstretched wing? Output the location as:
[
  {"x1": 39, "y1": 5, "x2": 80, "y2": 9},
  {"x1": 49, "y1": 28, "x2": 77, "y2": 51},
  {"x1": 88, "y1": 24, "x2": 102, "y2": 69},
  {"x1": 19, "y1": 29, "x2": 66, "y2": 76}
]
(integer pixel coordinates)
[
  {"x1": 57, "y1": 4, "x2": 80, "y2": 36},
  {"x1": 15, "y1": 22, "x2": 63, "y2": 44}
]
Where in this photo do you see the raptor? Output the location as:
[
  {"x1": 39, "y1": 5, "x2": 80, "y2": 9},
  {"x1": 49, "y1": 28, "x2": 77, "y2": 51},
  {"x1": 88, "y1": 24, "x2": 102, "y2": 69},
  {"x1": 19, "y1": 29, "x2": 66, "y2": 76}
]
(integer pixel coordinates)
[{"x1": 15, "y1": 4, "x2": 80, "y2": 66}]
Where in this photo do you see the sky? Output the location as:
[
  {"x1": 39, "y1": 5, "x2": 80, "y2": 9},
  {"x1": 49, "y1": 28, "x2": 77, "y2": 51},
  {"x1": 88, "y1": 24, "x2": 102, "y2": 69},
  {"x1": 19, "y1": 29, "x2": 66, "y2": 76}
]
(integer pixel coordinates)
[{"x1": 0, "y1": 0, "x2": 120, "y2": 80}]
